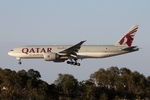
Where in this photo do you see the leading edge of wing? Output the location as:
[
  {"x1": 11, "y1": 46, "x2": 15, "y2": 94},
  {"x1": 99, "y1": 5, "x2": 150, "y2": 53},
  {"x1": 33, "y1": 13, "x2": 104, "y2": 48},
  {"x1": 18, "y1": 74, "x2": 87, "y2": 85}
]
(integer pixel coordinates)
[{"x1": 59, "y1": 40, "x2": 86, "y2": 54}]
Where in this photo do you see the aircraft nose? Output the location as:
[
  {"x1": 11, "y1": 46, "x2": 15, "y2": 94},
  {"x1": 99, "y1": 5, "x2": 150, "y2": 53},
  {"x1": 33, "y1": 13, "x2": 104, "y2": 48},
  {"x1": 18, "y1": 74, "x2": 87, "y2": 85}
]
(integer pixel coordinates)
[{"x1": 8, "y1": 51, "x2": 13, "y2": 56}]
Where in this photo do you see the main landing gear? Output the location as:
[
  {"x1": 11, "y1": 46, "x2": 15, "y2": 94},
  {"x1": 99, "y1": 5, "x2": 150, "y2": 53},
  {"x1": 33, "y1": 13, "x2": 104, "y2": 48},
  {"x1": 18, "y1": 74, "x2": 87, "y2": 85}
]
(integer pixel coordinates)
[{"x1": 67, "y1": 59, "x2": 80, "y2": 66}]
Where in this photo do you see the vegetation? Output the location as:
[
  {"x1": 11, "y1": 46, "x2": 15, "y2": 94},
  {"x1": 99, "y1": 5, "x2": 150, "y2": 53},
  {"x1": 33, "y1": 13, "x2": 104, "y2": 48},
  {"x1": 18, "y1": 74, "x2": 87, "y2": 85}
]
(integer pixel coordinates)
[{"x1": 0, "y1": 66, "x2": 149, "y2": 100}]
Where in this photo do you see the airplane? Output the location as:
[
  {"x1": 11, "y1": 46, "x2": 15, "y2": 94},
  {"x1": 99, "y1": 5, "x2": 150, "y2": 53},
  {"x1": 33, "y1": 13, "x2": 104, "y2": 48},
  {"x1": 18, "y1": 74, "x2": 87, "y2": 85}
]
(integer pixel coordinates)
[{"x1": 8, "y1": 25, "x2": 139, "y2": 66}]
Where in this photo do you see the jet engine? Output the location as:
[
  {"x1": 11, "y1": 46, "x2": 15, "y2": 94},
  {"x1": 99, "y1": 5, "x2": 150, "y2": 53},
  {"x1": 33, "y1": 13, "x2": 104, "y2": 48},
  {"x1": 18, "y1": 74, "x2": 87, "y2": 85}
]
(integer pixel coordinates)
[{"x1": 43, "y1": 52, "x2": 60, "y2": 61}]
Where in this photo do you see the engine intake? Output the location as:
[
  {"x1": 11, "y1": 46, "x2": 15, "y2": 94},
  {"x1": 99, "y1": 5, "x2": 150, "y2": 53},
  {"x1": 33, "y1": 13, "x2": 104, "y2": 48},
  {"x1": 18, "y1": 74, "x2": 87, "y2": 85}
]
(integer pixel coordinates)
[{"x1": 43, "y1": 52, "x2": 59, "y2": 61}]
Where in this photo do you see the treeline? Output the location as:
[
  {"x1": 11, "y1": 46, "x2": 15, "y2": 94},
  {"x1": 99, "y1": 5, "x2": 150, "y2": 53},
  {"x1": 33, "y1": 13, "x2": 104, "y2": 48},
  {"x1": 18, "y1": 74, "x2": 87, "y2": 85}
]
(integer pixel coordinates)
[{"x1": 0, "y1": 67, "x2": 149, "y2": 100}]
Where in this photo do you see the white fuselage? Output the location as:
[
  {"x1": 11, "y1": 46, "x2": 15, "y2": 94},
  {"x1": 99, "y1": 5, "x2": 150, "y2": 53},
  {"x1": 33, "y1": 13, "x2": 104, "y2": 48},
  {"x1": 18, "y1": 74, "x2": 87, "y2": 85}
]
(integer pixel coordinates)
[
  {"x1": 8, "y1": 45, "x2": 131, "y2": 60},
  {"x1": 7, "y1": 25, "x2": 139, "y2": 65}
]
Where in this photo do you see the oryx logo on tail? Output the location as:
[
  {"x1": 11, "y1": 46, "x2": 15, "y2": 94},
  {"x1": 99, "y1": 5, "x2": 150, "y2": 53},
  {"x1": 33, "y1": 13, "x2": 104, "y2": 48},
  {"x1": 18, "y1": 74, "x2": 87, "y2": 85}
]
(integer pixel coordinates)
[{"x1": 116, "y1": 25, "x2": 138, "y2": 47}]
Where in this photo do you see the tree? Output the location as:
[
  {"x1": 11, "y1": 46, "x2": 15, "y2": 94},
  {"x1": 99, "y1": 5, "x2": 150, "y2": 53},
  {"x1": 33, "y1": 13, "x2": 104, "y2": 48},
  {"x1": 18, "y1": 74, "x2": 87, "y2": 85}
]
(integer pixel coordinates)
[
  {"x1": 55, "y1": 74, "x2": 79, "y2": 98},
  {"x1": 90, "y1": 66, "x2": 120, "y2": 89},
  {"x1": 27, "y1": 69, "x2": 41, "y2": 80},
  {"x1": 0, "y1": 66, "x2": 149, "y2": 100}
]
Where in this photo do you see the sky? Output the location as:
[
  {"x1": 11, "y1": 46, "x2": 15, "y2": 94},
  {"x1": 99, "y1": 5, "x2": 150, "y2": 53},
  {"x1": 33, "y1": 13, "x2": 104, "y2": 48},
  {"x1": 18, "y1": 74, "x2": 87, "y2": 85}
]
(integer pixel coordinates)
[{"x1": 0, "y1": 0, "x2": 150, "y2": 83}]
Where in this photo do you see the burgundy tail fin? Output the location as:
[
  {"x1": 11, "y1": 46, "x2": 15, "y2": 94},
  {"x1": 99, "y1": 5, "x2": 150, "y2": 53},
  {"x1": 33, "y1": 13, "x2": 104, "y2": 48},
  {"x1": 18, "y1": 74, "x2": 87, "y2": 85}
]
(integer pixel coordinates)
[{"x1": 115, "y1": 25, "x2": 138, "y2": 47}]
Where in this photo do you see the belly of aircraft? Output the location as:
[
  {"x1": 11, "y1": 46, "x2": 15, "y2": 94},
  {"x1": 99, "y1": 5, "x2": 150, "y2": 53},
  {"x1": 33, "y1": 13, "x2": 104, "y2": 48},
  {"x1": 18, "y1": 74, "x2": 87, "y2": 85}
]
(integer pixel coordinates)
[{"x1": 77, "y1": 52, "x2": 124, "y2": 58}]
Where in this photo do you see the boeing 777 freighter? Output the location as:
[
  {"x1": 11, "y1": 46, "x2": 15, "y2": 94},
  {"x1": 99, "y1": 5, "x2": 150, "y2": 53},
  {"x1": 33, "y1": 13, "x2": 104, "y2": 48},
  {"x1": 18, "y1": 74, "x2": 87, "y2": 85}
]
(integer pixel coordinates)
[{"x1": 8, "y1": 25, "x2": 139, "y2": 66}]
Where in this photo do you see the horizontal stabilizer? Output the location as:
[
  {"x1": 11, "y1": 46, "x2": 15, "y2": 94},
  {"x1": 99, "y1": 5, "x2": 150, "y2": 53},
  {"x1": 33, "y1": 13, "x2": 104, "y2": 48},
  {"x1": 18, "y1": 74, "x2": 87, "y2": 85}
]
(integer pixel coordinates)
[{"x1": 122, "y1": 46, "x2": 139, "y2": 51}]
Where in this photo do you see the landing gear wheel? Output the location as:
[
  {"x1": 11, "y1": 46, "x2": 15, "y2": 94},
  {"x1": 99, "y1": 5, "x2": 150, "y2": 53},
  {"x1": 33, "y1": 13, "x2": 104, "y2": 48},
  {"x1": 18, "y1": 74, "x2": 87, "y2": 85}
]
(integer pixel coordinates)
[
  {"x1": 66, "y1": 60, "x2": 81, "y2": 66},
  {"x1": 77, "y1": 63, "x2": 80, "y2": 66},
  {"x1": 72, "y1": 62, "x2": 76, "y2": 65},
  {"x1": 67, "y1": 61, "x2": 71, "y2": 64},
  {"x1": 18, "y1": 62, "x2": 22, "y2": 65}
]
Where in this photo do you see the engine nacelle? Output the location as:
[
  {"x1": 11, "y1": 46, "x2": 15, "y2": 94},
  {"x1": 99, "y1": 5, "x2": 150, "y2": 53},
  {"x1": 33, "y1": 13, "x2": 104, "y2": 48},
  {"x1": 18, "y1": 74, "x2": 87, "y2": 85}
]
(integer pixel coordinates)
[{"x1": 43, "y1": 52, "x2": 59, "y2": 61}]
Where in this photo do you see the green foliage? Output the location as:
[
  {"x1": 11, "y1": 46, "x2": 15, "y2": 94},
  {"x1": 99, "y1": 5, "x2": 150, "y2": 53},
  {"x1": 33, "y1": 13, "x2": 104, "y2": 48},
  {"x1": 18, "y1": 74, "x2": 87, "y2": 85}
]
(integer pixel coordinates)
[
  {"x1": 0, "y1": 66, "x2": 149, "y2": 100},
  {"x1": 0, "y1": 68, "x2": 58, "y2": 100},
  {"x1": 54, "y1": 74, "x2": 79, "y2": 99}
]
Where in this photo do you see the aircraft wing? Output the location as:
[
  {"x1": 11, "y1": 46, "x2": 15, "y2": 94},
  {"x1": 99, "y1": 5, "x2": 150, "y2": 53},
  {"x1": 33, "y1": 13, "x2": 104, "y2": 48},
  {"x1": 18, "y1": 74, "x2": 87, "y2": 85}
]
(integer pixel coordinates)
[{"x1": 59, "y1": 40, "x2": 86, "y2": 57}]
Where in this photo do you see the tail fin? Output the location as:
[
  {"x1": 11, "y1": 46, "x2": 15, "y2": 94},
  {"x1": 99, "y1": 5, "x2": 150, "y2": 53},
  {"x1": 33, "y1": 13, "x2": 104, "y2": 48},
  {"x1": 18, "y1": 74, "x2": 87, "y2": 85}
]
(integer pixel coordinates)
[{"x1": 115, "y1": 25, "x2": 139, "y2": 47}]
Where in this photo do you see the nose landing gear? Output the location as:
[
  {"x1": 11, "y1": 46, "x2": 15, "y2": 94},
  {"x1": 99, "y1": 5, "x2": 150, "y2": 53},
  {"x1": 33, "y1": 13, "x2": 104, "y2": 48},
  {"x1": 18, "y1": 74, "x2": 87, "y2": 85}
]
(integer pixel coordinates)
[
  {"x1": 18, "y1": 61, "x2": 22, "y2": 65},
  {"x1": 17, "y1": 58, "x2": 22, "y2": 65}
]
